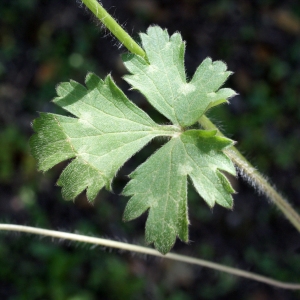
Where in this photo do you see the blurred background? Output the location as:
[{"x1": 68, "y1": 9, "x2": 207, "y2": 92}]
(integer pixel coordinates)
[{"x1": 1, "y1": 0, "x2": 300, "y2": 299}]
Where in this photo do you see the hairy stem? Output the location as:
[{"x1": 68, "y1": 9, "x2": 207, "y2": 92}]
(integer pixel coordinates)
[
  {"x1": 199, "y1": 115, "x2": 300, "y2": 232},
  {"x1": 81, "y1": 0, "x2": 145, "y2": 57},
  {"x1": 1, "y1": 224, "x2": 299, "y2": 290}
]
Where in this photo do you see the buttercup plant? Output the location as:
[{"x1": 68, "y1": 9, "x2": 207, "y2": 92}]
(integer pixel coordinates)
[
  {"x1": 30, "y1": 26, "x2": 237, "y2": 254},
  {"x1": 1, "y1": 0, "x2": 300, "y2": 290}
]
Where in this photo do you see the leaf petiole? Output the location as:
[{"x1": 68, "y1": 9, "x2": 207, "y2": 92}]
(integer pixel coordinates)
[
  {"x1": 81, "y1": 0, "x2": 146, "y2": 58},
  {"x1": 199, "y1": 115, "x2": 300, "y2": 233}
]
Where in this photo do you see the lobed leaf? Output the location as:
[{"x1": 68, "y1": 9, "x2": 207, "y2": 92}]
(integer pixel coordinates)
[
  {"x1": 30, "y1": 25, "x2": 237, "y2": 253},
  {"x1": 123, "y1": 26, "x2": 236, "y2": 127},
  {"x1": 123, "y1": 130, "x2": 235, "y2": 254},
  {"x1": 30, "y1": 73, "x2": 179, "y2": 201}
]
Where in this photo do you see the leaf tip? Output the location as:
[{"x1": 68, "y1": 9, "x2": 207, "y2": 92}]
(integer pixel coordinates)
[{"x1": 85, "y1": 72, "x2": 103, "y2": 89}]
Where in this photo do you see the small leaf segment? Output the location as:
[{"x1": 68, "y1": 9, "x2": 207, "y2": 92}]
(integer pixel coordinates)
[{"x1": 30, "y1": 26, "x2": 236, "y2": 254}]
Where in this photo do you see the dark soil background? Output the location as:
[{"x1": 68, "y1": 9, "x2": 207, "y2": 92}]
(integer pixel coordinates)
[{"x1": 1, "y1": 0, "x2": 300, "y2": 299}]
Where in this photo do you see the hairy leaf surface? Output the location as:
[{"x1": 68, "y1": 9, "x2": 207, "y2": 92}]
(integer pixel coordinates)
[
  {"x1": 123, "y1": 130, "x2": 235, "y2": 254},
  {"x1": 30, "y1": 73, "x2": 179, "y2": 201},
  {"x1": 123, "y1": 27, "x2": 236, "y2": 127},
  {"x1": 30, "y1": 26, "x2": 236, "y2": 254}
]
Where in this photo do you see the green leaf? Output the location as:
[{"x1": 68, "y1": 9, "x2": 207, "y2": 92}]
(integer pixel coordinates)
[
  {"x1": 30, "y1": 73, "x2": 179, "y2": 201},
  {"x1": 30, "y1": 25, "x2": 237, "y2": 253},
  {"x1": 123, "y1": 130, "x2": 235, "y2": 254},
  {"x1": 123, "y1": 26, "x2": 236, "y2": 127}
]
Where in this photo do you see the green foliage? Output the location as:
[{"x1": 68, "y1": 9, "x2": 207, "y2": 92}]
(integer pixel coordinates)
[
  {"x1": 123, "y1": 130, "x2": 235, "y2": 253},
  {"x1": 30, "y1": 26, "x2": 236, "y2": 254},
  {"x1": 123, "y1": 27, "x2": 236, "y2": 127},
  {"x1": 30, "y1": 73, "x2": 178, "y2": 201}
]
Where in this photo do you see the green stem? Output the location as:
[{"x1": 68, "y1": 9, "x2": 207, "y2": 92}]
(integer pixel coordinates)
[
  {"x1": 81, "y1": 0, "x2": 146, "y2": 58},
  {"x1": 199, "y1": 115, "x2": 300, "y2": 232},
  {"x1": 1, "y1": 224, "x2": 299, "y2": 289}
]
